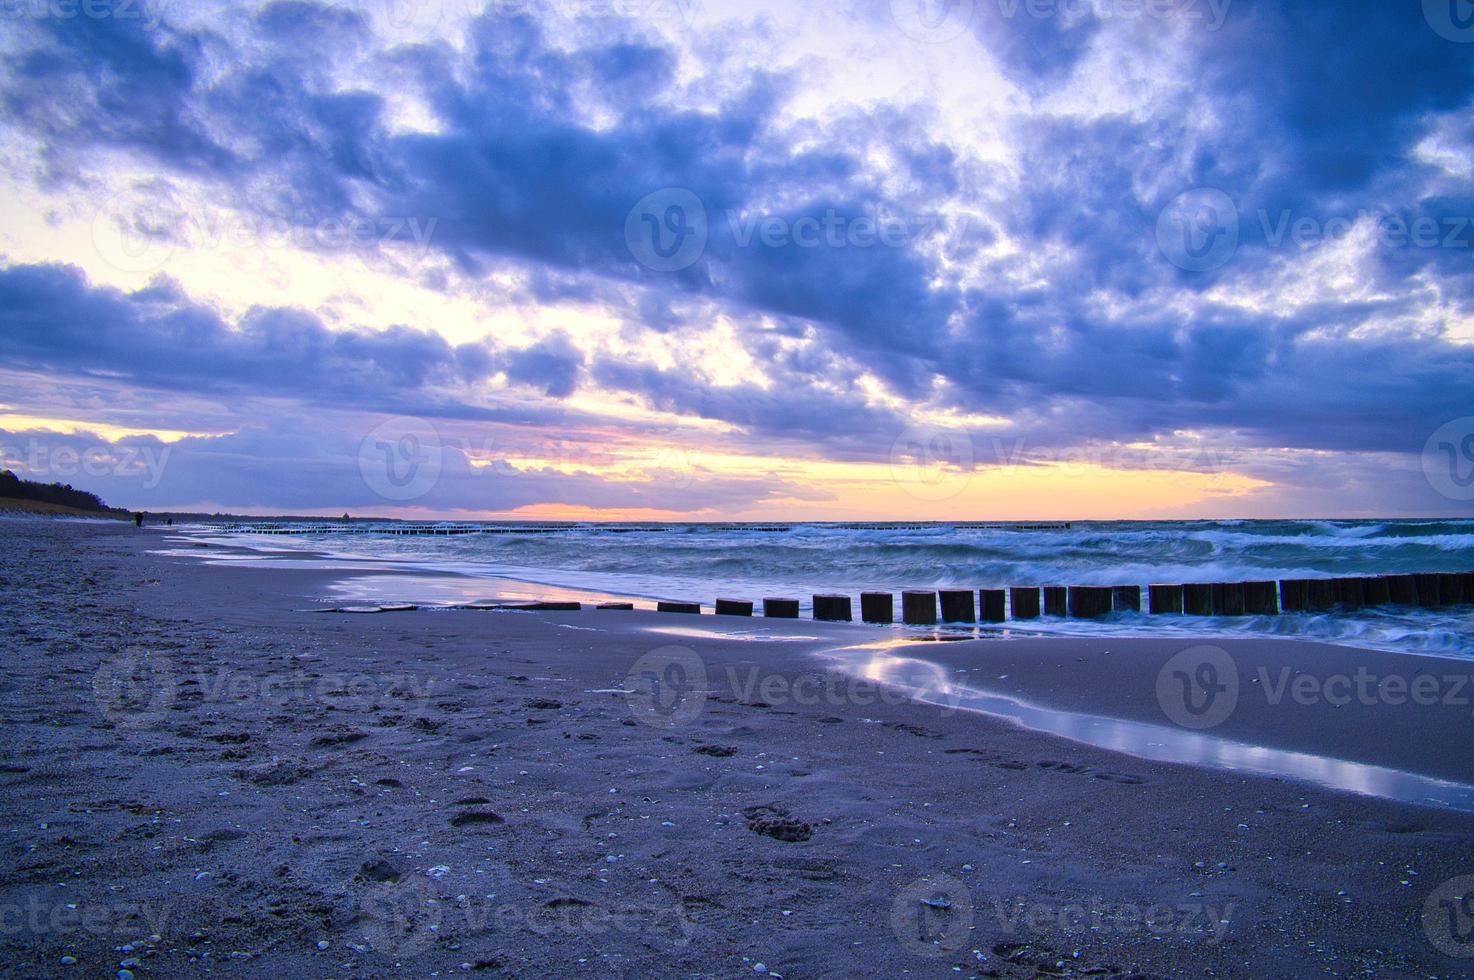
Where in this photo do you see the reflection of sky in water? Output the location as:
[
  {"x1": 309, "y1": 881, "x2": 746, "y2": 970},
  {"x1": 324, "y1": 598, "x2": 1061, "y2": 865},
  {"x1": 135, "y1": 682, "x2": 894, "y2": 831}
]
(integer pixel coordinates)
[
  {"x1": 647, "y1": 626, "x2": 822, "y2": 643},
  {"x1": 325, "y1": 573, "x2": 639, "y2": 608},
  {"x1": 156, "y1": 531, "x2": 1474, "y2": 811},
  {"x1": 824, "y1": 637, "x2": 1474, "y2": 814}
]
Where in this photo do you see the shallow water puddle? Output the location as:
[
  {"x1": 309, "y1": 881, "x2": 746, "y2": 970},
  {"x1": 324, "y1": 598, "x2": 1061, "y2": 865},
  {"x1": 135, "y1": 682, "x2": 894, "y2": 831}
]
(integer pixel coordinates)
[{"x1": 821, "y1": 636, "x2": 1474, "y2": 813}]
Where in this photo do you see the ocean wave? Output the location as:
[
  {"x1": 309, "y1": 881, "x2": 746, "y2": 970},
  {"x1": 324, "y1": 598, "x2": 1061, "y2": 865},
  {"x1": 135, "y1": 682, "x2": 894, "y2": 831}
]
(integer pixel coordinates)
[{"x1": 193, "y1": 519, "x2": 1474, "y2": 658}]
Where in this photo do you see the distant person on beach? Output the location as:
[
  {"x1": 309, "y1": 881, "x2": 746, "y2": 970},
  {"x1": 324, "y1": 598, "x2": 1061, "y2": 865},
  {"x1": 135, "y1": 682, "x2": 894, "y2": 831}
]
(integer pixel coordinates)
[{"x1": 133, "y1": 512, "x2": 143, "y2": 527}]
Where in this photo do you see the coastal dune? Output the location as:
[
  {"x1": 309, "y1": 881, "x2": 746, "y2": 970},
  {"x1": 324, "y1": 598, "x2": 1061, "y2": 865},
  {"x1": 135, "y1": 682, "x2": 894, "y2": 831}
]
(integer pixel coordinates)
[{"x1": 2, "y1": 518, "x2": 1473, "y2": 977}]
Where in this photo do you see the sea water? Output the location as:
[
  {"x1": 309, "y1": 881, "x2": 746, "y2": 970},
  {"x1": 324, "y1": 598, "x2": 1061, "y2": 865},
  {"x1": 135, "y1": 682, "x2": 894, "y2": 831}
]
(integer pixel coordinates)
[{"x1": 183, "y1": 518, "x2": 1474, "y2": 657}]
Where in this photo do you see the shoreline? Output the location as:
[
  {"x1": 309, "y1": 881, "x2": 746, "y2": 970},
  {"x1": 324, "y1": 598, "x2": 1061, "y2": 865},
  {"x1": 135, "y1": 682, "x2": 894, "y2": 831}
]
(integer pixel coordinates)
[
  {"x1": 4, "y1": 517, "x2": 1474, "y2": 976},
  {"x1": 169, "y1": 521, "x2": 1474, "y2": 660}
]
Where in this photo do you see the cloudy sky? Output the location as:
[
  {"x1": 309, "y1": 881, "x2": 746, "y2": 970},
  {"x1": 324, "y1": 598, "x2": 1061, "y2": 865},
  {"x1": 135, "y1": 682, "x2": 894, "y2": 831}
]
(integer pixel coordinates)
[{"x1": 1, "y1": 0, "x2": 1472, "y2": 519}]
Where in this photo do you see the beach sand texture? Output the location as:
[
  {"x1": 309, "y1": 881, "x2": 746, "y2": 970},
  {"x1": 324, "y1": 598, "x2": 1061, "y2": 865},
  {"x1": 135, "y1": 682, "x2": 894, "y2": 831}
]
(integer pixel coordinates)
[{"x1": 2, "y1": 518, "x2": 1474, "y2": 977}]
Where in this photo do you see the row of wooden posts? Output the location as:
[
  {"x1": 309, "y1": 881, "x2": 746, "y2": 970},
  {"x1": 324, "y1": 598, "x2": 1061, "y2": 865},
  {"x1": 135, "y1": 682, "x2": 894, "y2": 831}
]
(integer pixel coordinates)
[{"x1": 636, "y1": 572, "x2": 1474, "y2": 623}]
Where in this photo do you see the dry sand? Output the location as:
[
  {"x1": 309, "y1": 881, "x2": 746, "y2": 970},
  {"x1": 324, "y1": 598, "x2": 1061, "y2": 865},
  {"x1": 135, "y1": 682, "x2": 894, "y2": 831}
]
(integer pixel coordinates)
[{"x1": 2, "y1": 517, "x2": 1474, "y2": 978}]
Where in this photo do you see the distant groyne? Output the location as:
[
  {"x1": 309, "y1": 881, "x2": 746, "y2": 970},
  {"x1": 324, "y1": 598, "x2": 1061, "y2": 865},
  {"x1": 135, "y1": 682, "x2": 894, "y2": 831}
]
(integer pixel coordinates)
[{"x1": 323, "y1": 573, "x2": 1474, "y2": 621}]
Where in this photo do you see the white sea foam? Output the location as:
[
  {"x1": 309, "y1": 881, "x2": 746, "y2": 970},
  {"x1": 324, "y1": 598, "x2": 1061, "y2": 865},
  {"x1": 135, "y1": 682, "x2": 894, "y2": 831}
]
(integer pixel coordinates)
[{"x1": 182, "y1": 518, "x2": 1474, "y2": 657}]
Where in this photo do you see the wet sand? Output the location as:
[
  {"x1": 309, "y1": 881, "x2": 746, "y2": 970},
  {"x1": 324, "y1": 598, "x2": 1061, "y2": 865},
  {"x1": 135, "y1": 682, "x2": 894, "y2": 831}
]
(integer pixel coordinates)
[{"x1": 3, "y1": 517, "x2": 1474, "y2": 978}]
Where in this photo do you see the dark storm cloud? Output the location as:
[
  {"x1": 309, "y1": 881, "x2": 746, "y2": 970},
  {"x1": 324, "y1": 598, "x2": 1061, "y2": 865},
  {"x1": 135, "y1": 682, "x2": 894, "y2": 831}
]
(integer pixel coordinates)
[{"x1": 1, "y1": 0, "x2": 1472, "y2": 511}]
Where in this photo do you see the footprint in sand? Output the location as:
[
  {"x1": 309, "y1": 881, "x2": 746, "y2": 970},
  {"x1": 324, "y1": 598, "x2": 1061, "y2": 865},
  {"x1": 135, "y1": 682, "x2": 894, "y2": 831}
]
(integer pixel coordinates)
[{"x1": 1021, "y1": 760, "x2": 1147, "y2": 785}]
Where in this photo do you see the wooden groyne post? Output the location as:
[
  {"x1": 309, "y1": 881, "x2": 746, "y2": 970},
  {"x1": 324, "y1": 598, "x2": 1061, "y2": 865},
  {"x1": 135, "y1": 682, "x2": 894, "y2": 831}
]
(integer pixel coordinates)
[
  {"x1": 1068, "y1": 586, "x2": 1112, "y2": 619},
  {"x1": 939, "y1": 590, "x2": 975, "y2": 623},
  {"x1": 902, "y1": 591, "x2": 938, "y2": 625},
  {"x1": 1243, "y1": 581, "x2": 1279, "y2": 615},
  {"x1": 1043, "y1": 587, "x2": 1067, "y2": 617},
  {"x1": 1148, "y1": 585, "x2": 1183, "y2": 614},
  {"x1": 1010, "y1": 587, "x2": 1041, "y2": 619},
  {"x1": 1112, "y1": 585, "x2": 1141, "y2": 613},
  {"x1": 763, "y1": 598, "x2": 800, "y2": 618},
  {"x1": 861, "y1": 592, "x2": 894, "y2": 624},
  {"x1": 814, "y1": 595, "x2": 854, "y2": 622},
  {"x1": 1183, "y1": 584, "x2": 1213, "y2": 616},
  {"x1": 1212, "y1": 583, "x2": 1246, "y2": 616}
]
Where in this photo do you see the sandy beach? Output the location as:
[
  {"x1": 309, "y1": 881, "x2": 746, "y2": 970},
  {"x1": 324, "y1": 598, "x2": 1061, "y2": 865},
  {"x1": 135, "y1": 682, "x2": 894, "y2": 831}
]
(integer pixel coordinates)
[{"x1": 3, "y1": 517, "x2": 1474, "y2": 978}]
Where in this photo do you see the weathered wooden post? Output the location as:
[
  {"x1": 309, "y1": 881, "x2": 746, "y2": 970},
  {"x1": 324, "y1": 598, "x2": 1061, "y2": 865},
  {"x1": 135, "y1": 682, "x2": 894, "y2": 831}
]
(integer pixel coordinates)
[
  {"x1": 763, "y1": 598, "x2": 800, "y2": 618},
  {"x1": 1112, "y1": 585, "x2": 1142, "y2": 613},
  {"x1": 1307, "y1": 580, "x2": 1336, "y2": 611},
  {"x1": 1212, "y1": 583, "x2": 1246, "y2": 616},
  {"x1": 1386, "y1": 575, "x2": 1418, "y2": 606},
  {"x1": 902, "y1": 591, "x2": 938, "y2": 625},
  {"x1": 1149, "y1": 584, "x2": 1184, "y2": 614},
  {"x1": 1414, "y1": 574, "x2": 1443, "y2": 608},
  {"x1": 861, "y1": 592, "x2": 894, "y2": 624},
  {"x1": 1068, "y1": 586, "x2": 1113, "y2": 619},
  {"x1": 1243, "y1": 581, "x2": 1279, "y2": 615},
  {"x1": 939, "y1": 590, "x2": 975, "y2": 623},
  {"x1": 1183, "y1": 584, "x2": 1213, "y2": 616},
  {"x1": 1278, "y1": 579, "x2": 1308, "y2": 612},
  {"x1": 979, "y1": 589, "x2": 1006, "y2": 623},
  {"x1": 1010, "y1": 587, "x2": 1041, "y2": 619},
  {"x1": 813, "y1": 594, "x2": 853, "y2": 622},
  {"x1": 1334, "y1": 578, "x2": 1366, "y2": 610},
  {"x1": 715, "y1": 599, "x2": 753, "y2": 616},
  {"x1": 1360, "y1": 577, "x2": 1392, "y2": 607},
  {"x1": 1043, "y1": 587, "x2": 1067, "y2": 617},
  {"x1": 658, "y1": 601, "x2": 701, "y2": 614}
]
